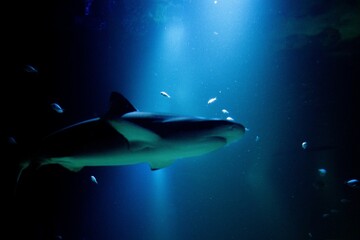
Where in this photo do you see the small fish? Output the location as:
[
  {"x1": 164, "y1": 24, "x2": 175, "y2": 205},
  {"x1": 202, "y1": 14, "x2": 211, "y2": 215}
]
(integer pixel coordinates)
[
  {"x1": 318, "y1": 168, "x2": 327, "y2": 177},
  {"x1": 51, "y1": 103, "x2": 64, "y2": 114},
  {"x1": 207, "y1": 97, "x2": 217, "y2": 104},
  {"x1": 90, "y1": 175, "x2": 98, "y2": 184},
  {"x1": 221, "y1": 109, "x2": 229, "y2": 114},
  {"x1": 8, "y1": 136, "x2": 17, "y2": 145},
  {"x1": 302, "y1": 141, "x2": 308, "y2": 150},
  {"x1": 24, "y1": 64, "x2": 38, "y2": 73},
  {"x1": 346, "y1": 179, "x2": 359, "y2": 189},
  {"x1": 160, "y1": 91, "x2": 171, "y2": 98},
  {"x1": 255, "y1": 136, "x2": 260, "y2": 142},
  {"x1": 226, "y1": 117, "x2": 234, "y2": 121}
]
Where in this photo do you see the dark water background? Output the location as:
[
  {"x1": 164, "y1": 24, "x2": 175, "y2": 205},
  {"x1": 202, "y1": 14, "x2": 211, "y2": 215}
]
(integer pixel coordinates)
[{"x1": 2, "y1": 0, "x2": 359, "y2": 239}]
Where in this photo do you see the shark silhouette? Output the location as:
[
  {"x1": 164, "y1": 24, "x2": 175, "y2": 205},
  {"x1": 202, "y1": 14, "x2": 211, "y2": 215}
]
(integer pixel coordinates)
[{"x1": 16, "y1": 92, "x2": 245, "y2": 186}]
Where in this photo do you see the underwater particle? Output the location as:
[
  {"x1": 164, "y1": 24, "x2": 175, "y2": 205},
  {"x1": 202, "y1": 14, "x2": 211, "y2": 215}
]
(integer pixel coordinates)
[
  {"x1": 221, "y1": 109, "x2": 229, "y2": 114},
  {"x1": 302, "y1": 141, "x2": 308, "y2": 150},
  {"x1": 84, "y1": 0, "x2": 94, "y2": 16},
  {"x1": 330, "y1": 209, "x2": 339, "y2": 214},
  {"x1": 340, "y1": 198, "x2": 351, "y2": 204},
  {"x1": 318, "y1": 168, "x2": 327, "y2": 177},
  {"x1": 207, "y1": 97, "x2": 217, "y2": 104},
  {"x1": 24, "y1": 64, "x2": 38, "y2": 73},
  {"x1": 8, "y1": 136, "x2": 17, "y2": 144},
  {"x1": 255, "y1": 136, "x2": 260, "y2": 142},
  {"x1": 226, "y1": 117, "x2": 234, "y2": 121},
  {"x1": 90, "y1": 175, "x2": 98, "y2": 184},
  {"x1": 160, "y1": 91, "x2": 171, "y2": 98},
  {"x1": 313, "y1": 179, "x2": 325, "y2": 190},
  {"x1": 346, "y1": 179, "x2": 359, "y2": 189},
  {"x1": 322, "y1": 213, "x2": 330, "y2": 218},
  {"x1": 245, "y1": 127, "x2": 250, "y2": 131},
  {"x1": 51, "y1": 103, "x2": 64, "y2": 114}
]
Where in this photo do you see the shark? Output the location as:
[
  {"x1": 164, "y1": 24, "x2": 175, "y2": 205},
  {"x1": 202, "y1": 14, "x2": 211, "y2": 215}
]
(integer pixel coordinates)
[{"x1": 16, "y1": 91, "x2": 246, "y2": 186}]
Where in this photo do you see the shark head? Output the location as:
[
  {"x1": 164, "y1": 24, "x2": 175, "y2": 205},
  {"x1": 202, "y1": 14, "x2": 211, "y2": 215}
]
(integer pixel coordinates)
[
  {"x1": 184, "y1": 118, "x2": 245, "y2": 144},
  {"x1": 154, "y1": 117, "x2": 245, "y2": 158}
]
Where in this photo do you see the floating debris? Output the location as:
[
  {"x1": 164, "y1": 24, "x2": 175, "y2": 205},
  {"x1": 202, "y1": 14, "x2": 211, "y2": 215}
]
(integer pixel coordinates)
[
  {"x1": 302, "y1": 141, "x2": 308, "y2": 150},
  {"x1": 160, "y1": 91, "x2": 171, "y2": 98},
  {"x1": 207, "y1": 97, "x2": 217, "y2": 104},
  {"x1": 51, "y1": 103, "x2": 64, "y2": 114},
  {"x1": 318, "y1": 168, "x2": 327, "y2": 177},
  {"x1": 90, "y1": 175, "x2": 98, "y2": 184}
]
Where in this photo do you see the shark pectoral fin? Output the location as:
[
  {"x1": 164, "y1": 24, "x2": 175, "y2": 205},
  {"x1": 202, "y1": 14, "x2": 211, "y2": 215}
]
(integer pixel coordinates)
[
  {"x1": 54, "y1": 157, "x2": 84, "y2": 172},
  {"x1": 60, "y1": 163, "x2": 83, "y2": 172},
  {"x1": 109, "y1": 120, "x2": 161, "y2": 143},
  {"x1": 149, "y1": 159, "x2": 176, "y2": 171},
  {"x1": 67, "y1": 166, "x2": 84, "y2": 172},
  {"x1": 129, "y1": 141, "x2": 154, "y2": 152}
]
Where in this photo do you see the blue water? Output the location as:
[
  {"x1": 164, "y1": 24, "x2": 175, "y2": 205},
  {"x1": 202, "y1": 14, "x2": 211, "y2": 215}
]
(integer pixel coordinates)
[{"x1": 4, "y1": 0, "x2": 359, "y2": 239}]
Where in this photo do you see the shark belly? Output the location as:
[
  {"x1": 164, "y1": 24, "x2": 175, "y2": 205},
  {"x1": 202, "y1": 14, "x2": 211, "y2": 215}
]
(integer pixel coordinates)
[{"x1": 45, "y1": 136, "x2": 227, "y2": 171}]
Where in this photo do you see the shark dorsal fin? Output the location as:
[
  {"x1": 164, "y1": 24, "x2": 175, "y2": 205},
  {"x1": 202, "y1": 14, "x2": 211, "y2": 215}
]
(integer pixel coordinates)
[{"x1": 105, "y1": 92, "x2": 137, "y2": 118}]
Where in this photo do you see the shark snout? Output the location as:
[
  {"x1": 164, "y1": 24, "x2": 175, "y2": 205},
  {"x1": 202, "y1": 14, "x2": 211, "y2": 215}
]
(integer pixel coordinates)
[{"x1": 219, "y1": 122, "x2": 245, "y2": 143}]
